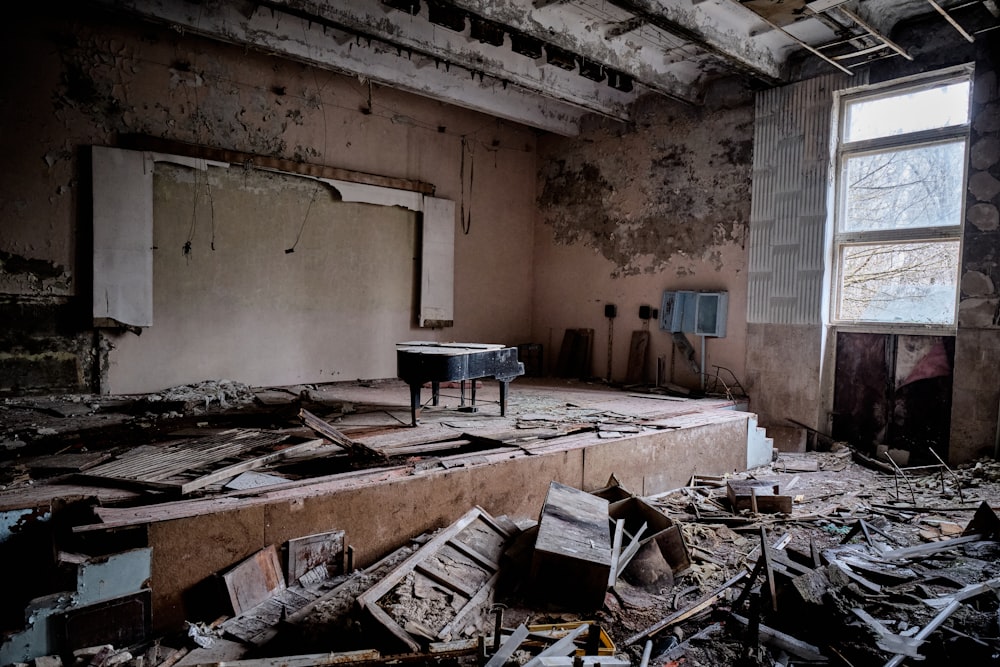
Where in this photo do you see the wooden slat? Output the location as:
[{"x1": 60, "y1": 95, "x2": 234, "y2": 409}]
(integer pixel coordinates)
[
  {"x1": 177, "y1": 439, "x2": 325, "y2": 494},
  {"x1": 300, "y1": 409, "x2": 386, "y2": 460},
  {"x1": 414, "y1": 563, "x2": 477, "y2": 599},
  {"x1": 359, "y1": 509, "x2": 484, "y2": 605},
  {"x1": 83, "y1": 431, "x2": 287, "y2": 485},
  {"x1": 437, "y1": 571, "x2": 499, "y2": 640},
  {"x1": 447, "y1": 538, "x2": 500, "y2": 572}
]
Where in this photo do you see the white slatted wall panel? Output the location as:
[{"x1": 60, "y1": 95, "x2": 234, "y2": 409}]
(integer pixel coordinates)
[{"x1": 747, "y1": 73, "x2": 867, "y2": 324}]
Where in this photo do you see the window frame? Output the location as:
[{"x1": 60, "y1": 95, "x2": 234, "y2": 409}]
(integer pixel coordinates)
[{"x1": 830, "y1": 67, "x2": 972, "y2": 332}]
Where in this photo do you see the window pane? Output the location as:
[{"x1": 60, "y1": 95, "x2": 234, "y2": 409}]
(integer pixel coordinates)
[
  {"x1": 837, "y1": 241, "x2": 960, "y2": 324},
  {"x1": 844, "y1": 81, "x2": 970, "y2": 142},
  {"x1": 841, "y1": 140, "x2": 966, "y2": 232}
]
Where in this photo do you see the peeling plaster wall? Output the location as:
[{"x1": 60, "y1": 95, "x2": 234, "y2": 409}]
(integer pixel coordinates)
[
  {"x1": 951, "y1": 41, "x2": 1000, "y2": 461},
  {"x1": 743, "y1": 18, "x2": 1000, "y2": 463},
  {"x1": 852, "y1": 21, "x2": 1000, "y2": 463},
  {"x1": 0, "y1": 6, "x2": 537, "y2": 393},
  {"x1": 532, "y1": 82, "x2": 753, "y2": 387}
]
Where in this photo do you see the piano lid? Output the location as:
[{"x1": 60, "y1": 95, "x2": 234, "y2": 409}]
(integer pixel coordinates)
[{"x1": 396, "y1": 341, "x2": 507, "y2": 355}]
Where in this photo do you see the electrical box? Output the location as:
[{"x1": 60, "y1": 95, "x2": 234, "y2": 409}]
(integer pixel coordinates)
[{"x1": 659, "y1": 290, "x2": 728, "y2": 337}]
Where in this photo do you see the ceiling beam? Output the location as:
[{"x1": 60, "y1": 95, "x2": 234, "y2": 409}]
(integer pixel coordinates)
[
  {"x1": 256, "y1": 0, "x2": 639, "y2": 119},
  {"x1": 94, "y1": 0, "x2": 589, "y2": 135},
  {"x1": 603, "y1": 0, "x2": 789, "y2": 83},
  {"x1": 443, "y1": 0, "x2": 705, "y2": 102}
]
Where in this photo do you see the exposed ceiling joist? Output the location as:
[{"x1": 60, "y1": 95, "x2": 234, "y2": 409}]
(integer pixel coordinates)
[
  {"x1": 260, "y1": 0, "x2": 640, "y2": 118},
  {"x1": 437, "y1": 0, "x2": 705, "y2": 102},
  {"x1": 605, "y1": 0, "x2": 790, "y2": 83},
  {"x1": 94, "y1": 0, "x2": 590, "y2": 135}
]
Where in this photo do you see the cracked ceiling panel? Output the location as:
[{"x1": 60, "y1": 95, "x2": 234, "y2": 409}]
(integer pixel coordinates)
[{"x1": 94, "y1": 0, "x2": 998, "y2": 134}]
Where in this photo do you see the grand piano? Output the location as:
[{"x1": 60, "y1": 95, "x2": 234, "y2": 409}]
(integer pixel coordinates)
[{"x1": 396, "y1": 342, "x2": 525, "y2": 426}]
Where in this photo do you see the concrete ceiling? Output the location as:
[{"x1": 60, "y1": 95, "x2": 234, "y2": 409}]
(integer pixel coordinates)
[{"x1": 98, "y1": 0, "x2": 999, "y2": 134}]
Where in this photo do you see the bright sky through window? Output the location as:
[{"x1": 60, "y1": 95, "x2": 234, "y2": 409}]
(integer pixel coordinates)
[{"x1": 844, "y1": 81, "x2": 970, "y2": 143}]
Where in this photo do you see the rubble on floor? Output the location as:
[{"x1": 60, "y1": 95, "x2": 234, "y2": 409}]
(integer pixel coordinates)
[
  {"x1": 3, "y1": 383, "x2": 1000, "y2": 666},
  {"x1": 6, "y1": 454, "x2": 1000, "y2": 667}
]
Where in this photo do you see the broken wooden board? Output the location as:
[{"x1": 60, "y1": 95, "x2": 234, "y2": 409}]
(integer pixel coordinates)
[
  {"x1": 609, "y1": 496, "x2": 691, "y2": 575},
  {"x1": 79, "y1": 430, "x2": 323, "y2": 494},
  {"x1": 287, "y1": 530, "x2": 345, "y2": 584},
  {"x1": 624, "y1": 330, "x2": 650, "y2": 385},
  {"x1": 531, "y1": 482, "x2": 612, "y2": 610},
  {"x1": 357, "y1": 507, "x2": 512, "y2": 652},
  {"x1": 221, "y1": 545, "x2": 286, "y2": 616},
  {"x1": 523, "y1": 622, "x2": 616, "y2": 657},
  {"x1": 220, "y1": 585, "x2": 325, "y2": 646},
  {"x1": 726, "y1": 479, "x2": 792, "y2": 514},
  {"x1": 300, "y1": 409, "x2": 386, "y2": 460}
]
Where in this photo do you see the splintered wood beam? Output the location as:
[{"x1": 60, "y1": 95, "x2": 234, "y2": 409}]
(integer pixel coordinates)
[
  {"x1": 521, "y1": 624, "x2": 590, "y2": 667},
  {"x1": 300, "y1": 409, "x2": 386, "y2": 460},
  {"x1": 729, "y1": 614, "x2": 828, "y2": 663},
  {"x1": 884, "y1": 600, "x2": 962, "y2": 667},
  {"x1": 623, "y1": 570, "x2": 748, "y2": 645},
  {"x1": 882, "y1": 534, "x2": 985, "y2": 561},
  {"x1": 759, "y1": 526, "x2": 777, "y2": 612}
]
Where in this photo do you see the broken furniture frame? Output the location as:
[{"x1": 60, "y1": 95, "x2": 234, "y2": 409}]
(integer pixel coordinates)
[{"x1": 357, "y1": 506, "x2": 512, "y2": 652}]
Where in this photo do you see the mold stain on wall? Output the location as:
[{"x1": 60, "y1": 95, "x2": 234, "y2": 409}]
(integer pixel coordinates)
[{"x1": 537, "y1": 84, "x2": 754, "y2": 278}]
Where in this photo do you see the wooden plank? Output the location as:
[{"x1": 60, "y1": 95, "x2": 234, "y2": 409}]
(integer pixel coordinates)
[
  {"x1": 608, "y1": 519, "x2": 625, "y2": 587},
  {"x1": 437, "y1": 571, "x2": 499, "y2": 640},
  {"x1": 729, "y1": 614, "x2": 827, "y2": 663},
  {"x1": 623, "y1": 571, "x2": 748, "y2": 645},
  {"x1": 759, "y1": 526, "x2": 777, "y2": 612},
  {"x1": 882, "y1": 534, "x2": 984, "y2": 560},
  {"x1": 616, "y1": 522, "x2": 648, "y2": 577},
  {"x1": 624, "y1": 330, "x2": 650, "y2": 385},
  {"x1": 522, "y1": 624, "x2": 590, "y2": 667},
  {"x1": 359, "y1": 510, "x2": 483, "y2": 604},
  {"x1": 82, "y1": 431, "x2": 289, "y2": 487},
  {"x1": 484, "y1": 623, "x2": 530, "y2": 667},
  {"x1": 414, "y1": 563, "x2": 478, "y2": 598},
  {"x1": 287, "y1": 530, "x2": 345, "y2": 584},
  {"x1": 179, "y1": 439, "x2": 325, "y2": 494},
  {"x1": 366, "y1": 602, "x2": 421, "y2": 653},
  {"x1": 185, "y1": 649, "x2": 381, "y2": 667},
  {"x1": 446, "y1": 538, "x2": 500, "y2": 572},
  {"x1": 300, "y1": 409, "x2": 386, "y2": 460},
  {"x1": 221, "y1": 545, "x2": 286, "y2": 616}
]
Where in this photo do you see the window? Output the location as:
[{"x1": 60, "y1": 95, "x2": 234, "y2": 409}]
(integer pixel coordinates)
[{"x1": 832, "y1": 72, "x2": 971, "y2": 326}]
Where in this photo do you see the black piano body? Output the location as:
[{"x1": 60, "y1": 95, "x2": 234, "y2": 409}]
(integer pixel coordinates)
[{"x1": 396, "y1": 342, "x2": 525, "y2": 426}]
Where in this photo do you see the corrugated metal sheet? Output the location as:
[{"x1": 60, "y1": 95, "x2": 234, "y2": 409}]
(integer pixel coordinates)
[{"x1": 747, "y1": 73, "x2": 867, "y2": 324}]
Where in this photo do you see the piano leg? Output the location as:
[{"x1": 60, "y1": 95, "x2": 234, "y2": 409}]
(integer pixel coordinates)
[
  {"x1": 471, "y1": 379, "x2": 477, "y2": 408},
  {"x1": 499, "y1": 380, "x2": 509, "y2": 416},
  {"x1": 431, "y1": 381, "x2": 440, "y2": 406},
  {"x1": 408, "y1": 383, "x2": 421, "y2": 427},
  {"x1": 460, "y1": 380, "x2": 466, "y2": 407}
]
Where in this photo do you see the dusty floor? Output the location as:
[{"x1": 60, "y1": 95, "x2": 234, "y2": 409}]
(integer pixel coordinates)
[{"x1": 2, "y1": 379, "x2": 999, "y2": 666}]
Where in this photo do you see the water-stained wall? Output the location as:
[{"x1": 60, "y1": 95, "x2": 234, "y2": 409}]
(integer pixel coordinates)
[
  {"x1": 0, "y1": 6, "x2": 537, "y2": 394},
  {"x1": 533, "y1": 81, "x2": 754, "y2": 389}
]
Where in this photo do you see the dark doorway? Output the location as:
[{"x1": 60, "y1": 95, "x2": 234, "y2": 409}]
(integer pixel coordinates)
[{"x1": 832, "y1": 332, "x2": 954, "y2": 465}]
